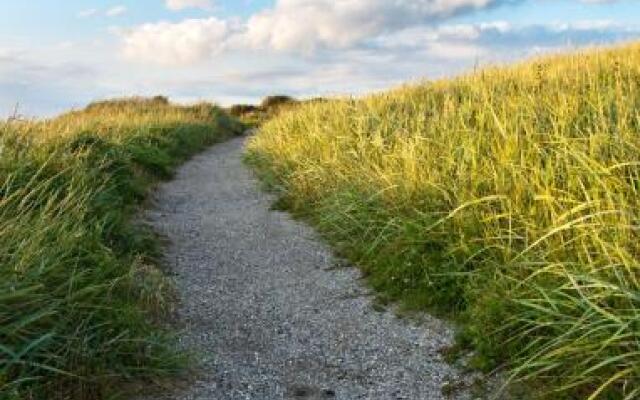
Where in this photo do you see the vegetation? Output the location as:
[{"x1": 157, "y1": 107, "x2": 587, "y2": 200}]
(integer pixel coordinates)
[
  {"x1": 228, "y1": 95, "x2": 302, "y2": 127},
  {"x1": 0, "y1": 98, "x2": 244, "y2": 399},
  {"x1": 246, "y1": 42, "x2": 640, "y2": 399},
  {"x1": 228, "y1": 104, "x2": 261, "y2": 118},
  {"x1": 259, "y1": 95, "x2": 297, "y2": 109}
]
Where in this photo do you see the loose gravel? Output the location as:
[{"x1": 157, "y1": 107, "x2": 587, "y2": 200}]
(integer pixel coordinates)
[{"x1": 143, "y1": 136, "x2": 475, "y2": 399}]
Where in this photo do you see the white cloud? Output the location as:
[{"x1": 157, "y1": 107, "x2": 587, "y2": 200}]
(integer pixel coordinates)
[
  {"x1": 115, "y1": 0, "x2": 640, "y2": 68},
  {"x1": 77, "y1": 9, "x2": 98, "y2": 18},
  {"x1": 244, "y1": 0, "x2": 504, "y2": 52},
  {"x1": 121, "y1": 18, "x2": 228, "y2": 65},
  {"x1": 106, "y1": 6, "x2": 127, "y2": 17},
  {"x1": 121, "y1": 0, "x2": 512, "y2": 62},
  {"x1": 166, "y1": 0, "x2": 214, "y2": 11}
]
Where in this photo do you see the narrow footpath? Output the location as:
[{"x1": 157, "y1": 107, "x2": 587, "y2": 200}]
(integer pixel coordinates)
[{"x1": 144, "y1": 136, "x2": 473, "y2": 399}]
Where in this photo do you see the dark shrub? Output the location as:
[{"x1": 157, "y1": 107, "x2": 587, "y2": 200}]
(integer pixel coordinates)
[
  {"x1": 229, "y1": 104, "x2": 260, "y2": 117},
  {"x1": 260, "y1": 95, "x2": 296, "y2": 110}
]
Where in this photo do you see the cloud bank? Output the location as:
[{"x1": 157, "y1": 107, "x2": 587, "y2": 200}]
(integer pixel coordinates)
[
  {"x1": 120, "y1": 0, "x2": 637, "y2": 67},
  {"x1": 122, "y1": 17, "x2": 228, "y2": 65},
  {"x1": 166, "y1": 0, "x2": 214, "y2": 11},
  {"x1": 122, "y1": 0, "x2": 520, "y2": 63},
  {"x1": 244, "y1": 0, "x2": 509, "y2": 51}
]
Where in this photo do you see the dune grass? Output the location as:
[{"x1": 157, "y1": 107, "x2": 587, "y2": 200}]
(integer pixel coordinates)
[
  {"x1": 0, "y1": 97, "x2": 244, "y2": 399},
  {"x1": 246, "y1": 42, "x2": 640, "y2": 399}
]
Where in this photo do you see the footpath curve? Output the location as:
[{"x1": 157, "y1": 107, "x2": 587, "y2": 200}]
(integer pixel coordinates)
[{"x1": 144, "y1": 136, "x2": 472, "y2": 399}]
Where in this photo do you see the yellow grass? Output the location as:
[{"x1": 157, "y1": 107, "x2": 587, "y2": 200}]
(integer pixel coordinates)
[{"x1": 247, "y1": 42, "x2": 640, "y2": 398}]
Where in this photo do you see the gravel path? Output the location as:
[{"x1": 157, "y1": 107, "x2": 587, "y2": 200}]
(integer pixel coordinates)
[{"x1": 144, "y1": 136, "x2": 473, "y2": 400}]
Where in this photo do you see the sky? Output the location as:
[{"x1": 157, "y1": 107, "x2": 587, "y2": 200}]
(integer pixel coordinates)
[{"x1": 1, "y1": 0, "x2": 639, "y2": 118}]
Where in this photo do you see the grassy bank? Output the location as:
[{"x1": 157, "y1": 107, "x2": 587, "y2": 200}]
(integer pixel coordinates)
[
  {"x1": 0, "y1": 97, "x2": 244, "y2": 399},
  {"x1": 246, "y1": 42, "x2": 640, "y2": 399}
]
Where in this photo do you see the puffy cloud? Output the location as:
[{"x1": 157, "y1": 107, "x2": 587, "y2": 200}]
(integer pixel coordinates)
[
  {"x1": 244, "y1": 0, "x2": 509, "y2": 51},
  {"x1": 166, "y1": 0, "x2": 214, "y2": 11},
  {"x1": 117, "y1": 0, "x2": 639, "y2": 68},
  {"x1": 121, "y1": 18, "x2": 228, "y2": 65},
  {"x1": 121, "y1": 0, "x2": 514, "y2": 63}
]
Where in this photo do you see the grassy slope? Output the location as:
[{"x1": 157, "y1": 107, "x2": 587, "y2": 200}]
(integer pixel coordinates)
[
  {"x1": 247, "y1": 43, "x2": 640, "y2": 399},
  {"x1": 0, "y1": 98, "x2": 244, "y2": 399}
]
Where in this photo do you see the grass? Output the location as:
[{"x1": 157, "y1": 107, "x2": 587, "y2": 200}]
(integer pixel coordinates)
[
  {"x1": 228, "y1": 96, "x2": 327, "y2": 128},
  {"x1": 246, "y1": 42, "x2": 640, "y2": 399},
  {"x1": 0, "y1": 97, "x2": 244, "y2": 400}
]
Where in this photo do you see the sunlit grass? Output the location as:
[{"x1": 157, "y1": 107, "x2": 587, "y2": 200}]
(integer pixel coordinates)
[
  {"x1": 247, "y1": 42, "x2": 640, "y2": 398},
  {"x1": 0, "y1": 97, "x2": 243, "y2": 399}
]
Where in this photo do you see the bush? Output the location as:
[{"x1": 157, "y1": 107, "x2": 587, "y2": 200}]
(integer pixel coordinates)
[
  {"x1": 229, "y1": 104, "x2": 260, "y2": 117},
  {"x1": 260, "y1": 95, "x2": 296, "y2": 110}
]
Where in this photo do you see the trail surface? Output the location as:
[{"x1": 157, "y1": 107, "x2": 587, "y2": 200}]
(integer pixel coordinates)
[{"x1": 144, "y1": 136, "x2": 471, "y2": 399}]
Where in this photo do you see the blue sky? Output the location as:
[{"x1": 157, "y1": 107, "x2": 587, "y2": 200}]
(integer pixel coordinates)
[{"x1": 1, "y1": 0, "x2": 639, "y2": 117}]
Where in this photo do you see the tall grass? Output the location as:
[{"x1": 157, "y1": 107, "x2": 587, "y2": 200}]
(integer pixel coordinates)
[
  {"x1": 246, "y1": 42, "x2": 640, "y2": 398},
  {"x1": 0, "y1": 98, "x2": 244, "y2": 399}
]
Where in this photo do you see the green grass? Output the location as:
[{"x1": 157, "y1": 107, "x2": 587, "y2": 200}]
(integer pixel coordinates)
[
  {"x1": 0, "y1": 97, "x2": 244, "y2": 400},
  {"x1": 246, "y1": 42, "x2": 640, "y2": 399}
]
